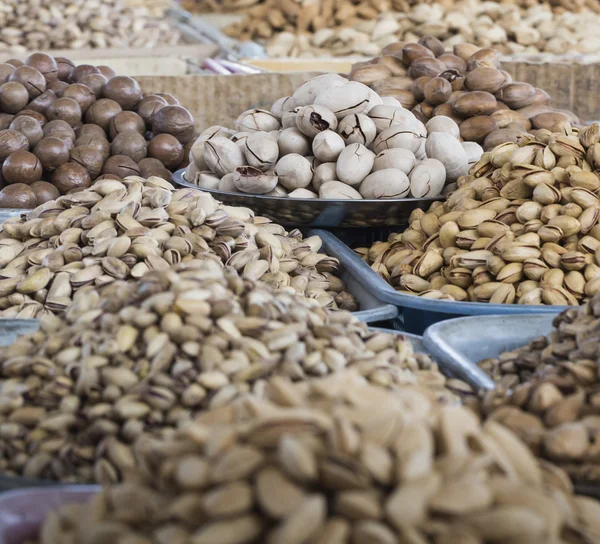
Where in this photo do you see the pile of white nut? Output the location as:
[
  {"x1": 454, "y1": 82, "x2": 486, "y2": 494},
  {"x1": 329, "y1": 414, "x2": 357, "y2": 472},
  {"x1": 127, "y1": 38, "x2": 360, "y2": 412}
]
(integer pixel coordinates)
[{"x1": 185, "y1": 74, "x2": 484, "y2": 200}]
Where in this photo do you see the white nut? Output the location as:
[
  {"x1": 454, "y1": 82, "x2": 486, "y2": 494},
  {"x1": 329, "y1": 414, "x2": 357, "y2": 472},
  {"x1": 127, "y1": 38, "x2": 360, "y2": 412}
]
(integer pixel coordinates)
[
  {"x1": 218, "y1": 173, "x2": 237, "y2": 192},
  {"x1": 235, "y1": 109, "x2": 281, "y2": 132},
  {"x1": 336, "y1": 143, "x2": 375, "y2": 186},
  {"x1": 373, "y1": 148, "x2": 416, "y2": 175},
  {"x1": 368, "y1": 104, "x2": 416, "y2": 132},
  {"x1": 373, "y1": 121, "x2": 424, "y2": 155},
  {"x1": 338, "y1": 113, "x2": 377, "y2": 147},
  {"x1": 233, "y1": 166, "x2": 278, "y2": 194},
  {"x1": 204, "y1": 137, "x2": 246, "y2": 177},
  {"x1": 270, "y1": 96, "x2": 295, "y2": 119},
  {"x1": 292, "y1": 73, "x2": 348, "y2": 107},
  {"x1": 295, "y1": 105, "x2": 338, "y2": 138},
  {"x1": 426, "y1": 116, "x2": 460, "y2": 139},
  {"x1": 319, "y1": 180, "x2": 363, "y2": 199},
  {"x1": 288, "y1": 188, "x2": 318, "y2": 198},
  {"x1": 359, "y1": 169, "x2": 410, "y2": 199},
  {"x1": 244, "y1": 131, "x2": 279, "y2": 171},
  {"x1": 462, "y1": 141, "x2": 484, "y2": 166},
  {"x1": 410, "y1": 158, "x2": 446, "y2": 198},
  {"x1": 275, "y1": 153, "x2": 314, "y2": 190},
  {"x1": 314, "y1": 82, "x2": 372, "y2": 120},
  {"x1": 425, "y1": 132, "x2": 469, "y2": 181},
  {"x1": 312, "y1": 130, "x2": 345, "y2": 162},
  {"x1": 278, "y1": 127, "x2": 311, "y2": 157},
  {"x1": 312, "y1": 162, "x2": 338, "y2": 191}
]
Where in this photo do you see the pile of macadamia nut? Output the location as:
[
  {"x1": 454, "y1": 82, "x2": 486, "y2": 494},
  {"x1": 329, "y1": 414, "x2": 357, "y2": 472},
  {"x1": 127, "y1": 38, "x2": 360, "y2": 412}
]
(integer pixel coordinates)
[
  {"x1": 0, "y1": 53, "x2": 195, "y2": 208},
  {"x1": 185, "y1": 74, "x2": 484, "y2": 201}
]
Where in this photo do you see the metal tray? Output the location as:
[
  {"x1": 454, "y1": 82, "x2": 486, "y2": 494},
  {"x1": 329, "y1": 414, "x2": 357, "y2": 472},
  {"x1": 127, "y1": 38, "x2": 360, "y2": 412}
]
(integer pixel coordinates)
[
  {"x1": 310, "y1": 229, "x2": 397, "y2": 324},
  {"x1": 422, "y1": 314, "x2": 559, "y2": 391},
  {"x1": 173, "y1": 169, "x2": 441, "y2": 228}
]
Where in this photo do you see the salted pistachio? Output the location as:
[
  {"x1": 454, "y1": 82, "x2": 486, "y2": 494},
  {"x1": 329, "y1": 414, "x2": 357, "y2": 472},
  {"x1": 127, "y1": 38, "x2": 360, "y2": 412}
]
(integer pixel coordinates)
[
  {"x1": 359, "y1": 169, "x2": 410, "y2": 199},
  {"x1": 410, "y1": 159, "x2": 446, "y2": 198}
]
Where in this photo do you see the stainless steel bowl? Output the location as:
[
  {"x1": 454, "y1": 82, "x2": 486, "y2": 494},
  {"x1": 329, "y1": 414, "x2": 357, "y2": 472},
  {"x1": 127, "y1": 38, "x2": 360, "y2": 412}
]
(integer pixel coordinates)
[{"x1": 173, "y1": 169, "x2": 443, "y2": 227}]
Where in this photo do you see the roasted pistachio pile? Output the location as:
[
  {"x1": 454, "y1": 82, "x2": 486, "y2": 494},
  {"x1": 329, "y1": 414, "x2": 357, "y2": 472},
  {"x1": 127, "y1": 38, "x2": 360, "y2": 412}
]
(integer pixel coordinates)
[
  {"x1": 357, "y1": 123, "x2": 600, "y2": 306},
  {"x1": 352, "y1": 37, "x2": 579, "y2": 150},
  {"x1": 478, "y1": 294, "x2": 600, "y2": 486},
  {"x1": 0, "y1": 262, "x2": 452, "y2": 483},
  {"x1": 31, "y1": 371, "x2": 600, "y2": 543},
  {"x1": 185, "y1": 74, "x2": 484, "y2": 200},
  {"x1": 0, "y1": 175, "x2": 357, "y2": 318}
]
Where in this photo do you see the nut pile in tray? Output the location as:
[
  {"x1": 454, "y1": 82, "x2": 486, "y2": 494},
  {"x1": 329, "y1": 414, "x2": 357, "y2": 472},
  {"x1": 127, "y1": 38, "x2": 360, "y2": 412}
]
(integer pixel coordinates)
[
  {"x1": 0, "y1": 175, "x2": 358, "y2": 318},
  {"x1": 185, "y1": 74, "x2": 484, "y2": 200},
  {"x1": 357, "y1": 122, "x2": 600, "y2": 306},
  {"x1": 0, "y1": 261, "x2": 451, "y2": 483},
  {"x1": 0, "y1": 53, "x2": 195, "y2": 208},
  {"x1": 28, "y1": 370, "x2": 600, "y2": 543},
  {"x1": 351, "y1": 37, "x2": 579, "y2": 150},
  {"x1": 477, "y1": 294, "x2": 600, "y2": 487},
  {"x1": 0, "y1": 0, "x2": 181, "y2": 52}
]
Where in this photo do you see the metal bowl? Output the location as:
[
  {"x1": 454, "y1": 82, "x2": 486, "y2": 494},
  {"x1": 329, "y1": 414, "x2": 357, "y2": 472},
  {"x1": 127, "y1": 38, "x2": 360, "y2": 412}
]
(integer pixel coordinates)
[{"x1": 173, "y1": 169, "x2": 442, "y2": 228}]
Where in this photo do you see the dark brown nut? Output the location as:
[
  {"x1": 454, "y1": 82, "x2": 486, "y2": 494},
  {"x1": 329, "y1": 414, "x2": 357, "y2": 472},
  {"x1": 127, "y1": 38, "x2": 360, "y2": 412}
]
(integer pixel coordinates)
[
  {"x1": 8, "y1": 66, "x2": 46, "y2": 98},
  {"x1": 378, "y1": 56, "x2": 408, "y2": 76},
  {"x1": 109, "y1": 111, "x2": 146, "y2": 140},
  {"x1": 1, "y1": 150, "x2": 42, "y2": 184},
  {"x1": 62, "y1": 84, "x2": 96, "y2": 114},
  {"x1": 52, "y1": 162, "x2": 92, "y2": 193},
  {"x1": 97, "y1": 66, "x2": 116, "y2": 80},
  {"x1": 433, "y1": 104, "x2": 463, "y2": 124},
  {"x1": 531, "y1": 88, "x2": 552, "y2": 107},
  {"x1": 136, "y1": 95, "x2": 168, "y2": 124},
  {"x1": 27, "y1": 89, "x2": 57, "y2": 116},
  {"x1": 70, "y1": 145, "x2": 104, "y2": 179},
  {"x1": 465, "y1": 67, "x2": 506, "y2": 93},
  {"x1": 77, "y1": 124, "x2": 108, "y2": 139},
  {"x1": 496, "y1": 83, "x2": 537, "y2": 110},
  {"x1": 78, "y1": 73, "x2": 108, "y2": 98},
  {"x1": 110, "y1": 132, "x2": 148, "y2": 162},
  {"x1": 85, "y1": 99, "x2": 123, "y2": 131},
  {"x1": 34, "y1": 137, "x2": 70, "y2": 171},
  {"x1": 102, "y1": 76, "x2": 143, "y2": 110},
  {"x1": 466, "y1": 48, "x2": 501, "y2": 71},
  {"x1": 352, "y1": 64, "x2": 392, "y2": 86},
  {"x1": 424, "y1": 77, "x2": 452, "y2": 105},
  {"x1": 152, "y1": 105, "x2": 195, "y2": 144},
  {"x1": 0, "y1": 82, "x2": 29, "y2": 113},
  {"x1": 532, "y1": 111, "x2": 571, "y2": 130},
  {"x1": 30, "y1": 180, "x2": 60, "y2": 205},
  {"x1": 459, "y1": 116, "x2": 499, "y2": 144},
  {"x1": 0, "y1": 64, "x2": 15, "y2": 85},
  {"x1": 46, "y1": 97, "x2": 82, "y2": 127},
  {"x1": 155, "y1": 92, "x2": 179, "y2": 105},
  {"x1": 15, "y1": 110, "x2": 45, "y2": 126},
  {"x1": 0, "y1": 129, "x2": 28, "y2": 161},
  {"x1": 0, "y1": 113, "x2": 14, "y2": 131},
  {"x1": 418, "y1": 36, "x2": 445, "y2": 57},
  {"x1": 409, "y1": 76, "x2": 431, "y2": 102},
  {"x1": 54, "y1": 57, "x2": 75, "y2": 81},
  {"x1": 438, "y1": 53, "x2": 467, "y2": 73},
  {"x1": 69, "y1": 64, "x2": 101, "y2": 83},
  {"x1": 148, "y1": 133, "x2": 184, "y2": 170},
  {"x1": 0, "y1": 183, "x2": 36, "y2": 208},
  {"x1": 25, "y1": 53, "x2": 59, "y2": 83},
  {"x1": 453, "y1": 91, "x2": 497, "y2": 117},
  {"x1": 490, "y1": 109, "x2": 531, "y2": 130},
  {"x1": 138, "y1": 157, "x2": 172, "y2": 180},
  {"x1": 412, "y1": 103, "x2": 432, "y2": 123},
  {"x1": 74, "y1": 135, "x2": 110, "y2": 160},
  {"x1": 102, "y1": 155, "x2": 141, "y2": 178},
  {"x1": 43, "y1": 120, "x2": 75, "y2": 142},
  {"x1": 408, "y1": 57, "x2": 446, "y2": 79},
  {"x1": 9, "y1": 115, "x2": 43, "y2": 147},
  {"x1": 402, "y1": 43, "x2": 435, "y2": 65},
  {"x1": 483, "y1": 128, "x2": 525, "y2": 150},
  {"x1": 453, "y1": 43, "x2": 480, "y2": 61},
  {"x1": 438, "y1": 69, "x2": 465, "y2": 91},
  {"x1": 4, "y1": 59, "x2": 23, "y2": 68}
]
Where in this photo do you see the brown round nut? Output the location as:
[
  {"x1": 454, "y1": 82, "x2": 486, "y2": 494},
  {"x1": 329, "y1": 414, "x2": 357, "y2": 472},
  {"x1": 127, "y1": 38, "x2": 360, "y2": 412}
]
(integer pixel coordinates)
[
  {"x1": 85, "y1": 99, "x2": 122, "y2": 131},
  {"x1": 136, "y1": 95, "x2": 167, "y2": 125},
  {"x1": 439, "y1": 54, "x2": 467, "y2": 73},
  {"x1": 0, "y1": 82, "x2": 29, "y2": 114},
  {"x1": 54, "y1": 57, "x2": 75, "y2": 81},
  {"x1": 25, "y1": 53, "x2": 59, "y2": 83},
  {"x1": 453, "y1": 43, "x2": 480, "y2": 61},
  {"x1": 2, "y1": 150, "x2": 43, "y2": 184},
  {"x1": 155, "y1": 92, "x2": 179, "y2": 105},
  {"x1": 0, "y1": 130, "x2": 29, "y2": 161},
  {"x1": 78, "y1": 74, "x2": 108, "y2": 99},
  {"x1": 9, "y1": 66, "x2": 46, "y2": 98},
  {"x1": 496, "y1": 83, "x2": 537, "y2": 110},
  {"x1": 465, "y1": 67, "x2": 506, "y2": 93},
  {"x1": 424, "y1": 77, "x2": 452, "y2": 105},
  {"x1": 483, "y1": 128, "x2": 524, "y2": 150},
  {"x1": 9, "y1": 116, "x2": 44, "y2": 147},
  {"x1": 0, "y1": 64, "x2": 15, "y2": 85},
  {"x1": 34, "y1": 137, "x2": 70, "y2": 171},
  {"x1": 402, "y1": 43, "x2": 435, "y2": 65},
  {"x1": 466, "y1": 48, "x2": 501, "y2": 71},
  {"x1": 76, "y1": 124, "x2": 107, "y2": 139},
  {"x1": 433, "y1": 103, "x2": 464, "y2": 124},
  {"x1": 69, "y1": 64, "x2": 101, "y2": 84},
  {"x1": 418, "y1": 36, "x2": 445, "y2": 57},
  {"x1": 110, "y1": 132, "x2": 148, "y2": 162},
  {"x1": 439, "y1": 69, "x2": 465, "y2": 92},
  {"x1": 97, "y1": 66, "x2": 116, "y2": 80},
  {"x1": 109, "y1": 111, "x2": 146, "y2": 139},
  {"x1": 48, "y1": 80, "x2": 69, "y2": 97},
  {"x1": 408, "y1": 57, "x2": 446, "y2": 79},
  {"x1": 15, "y1": 110, "x2": 46, "y2": 126},
  {"x1": 532, "y1": 111, "x2": 570, "y2": 130},
  {"x1": 409, "y1": 76, "x2": 430, "y2": 103},
  {"x1": 0, "y1": 113, "x2": 14, "y2": 131},
  {"x1": 459, "y1": 116, "x2": 499, "y2": 143},
  {"x1": 453, "y1": 91, "x2": 498, "y2": 117},
  {"x1": 102, "y1": 155, "x2": 141, "y2": 178},
  {"x1": 30, "y1": 180, "x2": 60, "y2": 205},
  {"x1": 62, "y1": 84, "x2": 96, "y2": 114},
  {"x1": 27, "y1": 89, "x2": 57, "y2": 116},
  {"x1": 138, "y1": 157, "x2": 172, "y2": 180},
  {"x1": 102, "y1": 76, "x2": 143, "y2": 110},
  {"x1": 43, "y1": 120, "x2": 75, "y2": 143},
  {"x1": 46, "y1": 97, "x2": 82, "y2": 127},
  {"x1": 74, "y1": 135, "x2": 110, "y2": 160},
  {"x1": 52, "y1": 162, "x2": 92, "y2": 193},
  {"x1": 148, "y1": 133, "x2": 184, "y2": 170},
  {"x1": 70, "y1": 145, "x2": 104, "y2": 179},
  {"x1": 4, "y1": 59, "x2": 23, "y2": 68},
  {"x1": 0, "y1": 183, "x2": 36, "y2": 208},
  {"x1": 152, "y1": 105, "x2": 195, "y2": 144}
]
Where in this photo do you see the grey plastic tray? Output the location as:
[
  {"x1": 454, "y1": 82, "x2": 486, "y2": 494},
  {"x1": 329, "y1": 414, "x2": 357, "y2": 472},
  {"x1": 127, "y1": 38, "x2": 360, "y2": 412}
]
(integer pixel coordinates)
[
  {"x1": 0, "y1": 210, "x2": 30, "y2": 223},
  {"x1": 422, "y1": 313, "x2": 559, "y2": 390},
  {"x1": 309, "y1": 229, "x2": 397, "y2": 324},
  {"x1": 0, "y1": 319, "x2": 40, "y2": 346}
]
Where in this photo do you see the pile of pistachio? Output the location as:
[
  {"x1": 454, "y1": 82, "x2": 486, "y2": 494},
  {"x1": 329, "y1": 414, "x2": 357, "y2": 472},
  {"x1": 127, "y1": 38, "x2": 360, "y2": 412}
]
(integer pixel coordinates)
[
  {"x1": 31, "y1": 371, "x2": 600, "y2": 543},
  {"x1": 352, "y1": 37, "x2": 579, "y2": 150},
  {"x1": 0, "y1": 261, "x2": 453, "y2": 483},
  {"x1": 477, "y1": 294, "x2": 600, "y2": 486},
  {"x1": 185, "y1": 74, "x2": 484, "y2": 200},
  {"x1": 0, "y1": 175, "x2": 358, "y2": 318},
  {"x1": 357, "y1": 122, "x2": 600, "y2": 306}
]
